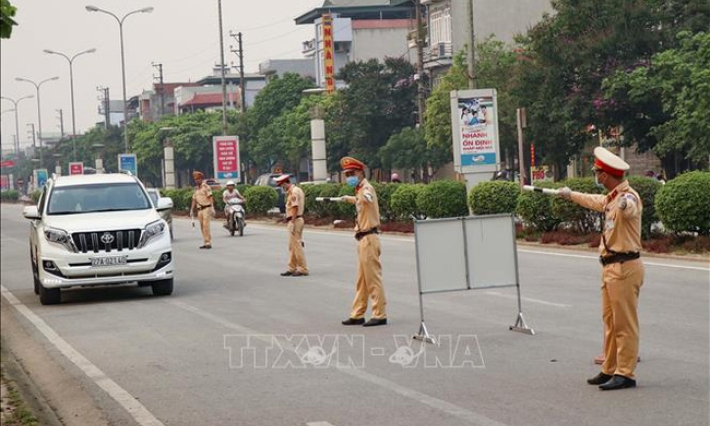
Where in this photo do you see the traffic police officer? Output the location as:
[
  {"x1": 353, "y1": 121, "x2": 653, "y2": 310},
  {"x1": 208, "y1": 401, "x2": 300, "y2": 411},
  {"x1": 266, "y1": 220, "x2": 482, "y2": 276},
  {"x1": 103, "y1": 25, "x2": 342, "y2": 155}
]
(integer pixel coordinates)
[
  {"x1": 560, "y1": 147, "x2": 644, "y2": 390},
  {"x1": 276, "y1": 174, "x2": 309, "y2": 277},
  {"x1": 339, "y1": 157, "x2": 388, "y2": 327},
  {"x1": 190, "y1": 170, "x2": 214, "y2": 249}
]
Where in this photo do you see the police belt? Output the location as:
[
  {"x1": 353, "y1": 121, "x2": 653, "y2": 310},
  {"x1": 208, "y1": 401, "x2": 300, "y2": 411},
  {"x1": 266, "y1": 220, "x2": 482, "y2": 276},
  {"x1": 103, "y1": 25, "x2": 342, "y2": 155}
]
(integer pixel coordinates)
[
  {"x1": 196, "y1": 204, "x2": 212, "y2": 211},
  {"x1": 285, "y1": 215, "x2": 303, "y2": 222},
  {"x1": 355, "y1": 227, "x2": 379, "y2": 241},
  {"x1": 599, "y1": 252, "x2": 640, "y2": 266}
]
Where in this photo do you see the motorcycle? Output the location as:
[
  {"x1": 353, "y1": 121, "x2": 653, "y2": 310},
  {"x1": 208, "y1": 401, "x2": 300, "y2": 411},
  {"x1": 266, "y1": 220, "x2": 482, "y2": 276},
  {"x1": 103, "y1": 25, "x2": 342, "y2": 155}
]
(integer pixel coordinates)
[{"x1": 225, "y1": 198, "x2": 246, "y2": 237}]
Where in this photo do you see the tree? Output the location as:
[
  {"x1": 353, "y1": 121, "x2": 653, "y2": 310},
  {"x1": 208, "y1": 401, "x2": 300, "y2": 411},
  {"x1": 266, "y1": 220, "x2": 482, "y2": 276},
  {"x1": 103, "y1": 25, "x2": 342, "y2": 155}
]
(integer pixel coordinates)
[
  {"x1": 0, "y1": 0, "x2": 17, "y2": 39},
  {"x1": 328, "y1": 57, "x2": 417, "y2": 170},
  {"x1": 379, "y1": 127, "x2": 449, "y2": 181},
  {"x1": 606, "y1": 32, "x2": 710, "y2": 166},
  {"x1": 245, "y1": 73, "x2": 315, "y2": 171}
]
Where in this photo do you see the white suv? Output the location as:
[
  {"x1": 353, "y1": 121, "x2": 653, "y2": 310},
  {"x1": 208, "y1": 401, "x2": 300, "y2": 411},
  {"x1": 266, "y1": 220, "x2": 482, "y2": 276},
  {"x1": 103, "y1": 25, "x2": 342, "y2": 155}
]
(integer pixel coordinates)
[{"x1": 23, "y1": 173, "x2": 174, "y2": 305}]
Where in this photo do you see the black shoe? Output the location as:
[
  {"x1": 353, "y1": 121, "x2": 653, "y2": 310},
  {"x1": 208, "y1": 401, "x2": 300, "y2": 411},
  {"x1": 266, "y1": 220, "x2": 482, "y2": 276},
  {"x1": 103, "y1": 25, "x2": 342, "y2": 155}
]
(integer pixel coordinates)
[
  {"x1": 363, "y1": 318, "x2": 388, "y2": 327},
  {"x1": 599, "y1": 375, "x2": 636, "y2": 390},
  {"x1": 280, "y1": 271, "x2": 295, "y2": 276},
  {"x1": 341, "y1": 318, "x2": 365, "y2": 325},
  {"x1": 292, "y1": 271, "x2": 309, "y2": 277},
  {"x1": 199, "y1": 245, "x2": 212, "y2": 249},
  {"x1": 587, "y1": 372, "x2": 613, "y2": 385}
]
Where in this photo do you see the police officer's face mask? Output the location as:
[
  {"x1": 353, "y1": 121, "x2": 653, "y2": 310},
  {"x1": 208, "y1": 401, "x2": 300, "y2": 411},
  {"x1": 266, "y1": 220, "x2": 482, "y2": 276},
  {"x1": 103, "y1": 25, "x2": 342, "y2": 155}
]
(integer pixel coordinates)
[{"x1": 346, "y1": 175, "x2": 359, "y2": 187}]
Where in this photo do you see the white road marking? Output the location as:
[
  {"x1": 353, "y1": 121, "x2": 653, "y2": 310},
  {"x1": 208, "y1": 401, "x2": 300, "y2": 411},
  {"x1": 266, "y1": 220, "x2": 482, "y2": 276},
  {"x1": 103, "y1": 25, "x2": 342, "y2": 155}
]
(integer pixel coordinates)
[
  {"x1": 519, "y1": 249, "x2": 710, "y2": 271},
  {"x1": 169, "y1": 299, "x2": 509, "y2": 426},
  {"x1": 484, "y1": 291, "x2": 571, "y2": 308},
  {"x1": 0, "y1": 285, "x2": 165, "y2": 426}
]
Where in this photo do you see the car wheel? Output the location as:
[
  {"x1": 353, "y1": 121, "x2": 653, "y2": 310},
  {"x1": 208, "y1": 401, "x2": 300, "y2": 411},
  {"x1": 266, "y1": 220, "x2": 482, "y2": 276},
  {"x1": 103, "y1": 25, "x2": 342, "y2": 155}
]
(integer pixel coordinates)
[
  {"x1": 39, "y1": 284, "x2": 61, "y2": 305},
  {"x1": 151, "y1": 278, "x2": 173, "y2": 296}
]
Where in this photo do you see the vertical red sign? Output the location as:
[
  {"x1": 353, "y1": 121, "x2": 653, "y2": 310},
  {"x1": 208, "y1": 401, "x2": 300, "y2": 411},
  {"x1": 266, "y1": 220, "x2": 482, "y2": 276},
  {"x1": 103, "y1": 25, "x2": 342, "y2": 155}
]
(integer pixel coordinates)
[{"x1": 322, "y1": 14, "x2": 335, "y2": 93}]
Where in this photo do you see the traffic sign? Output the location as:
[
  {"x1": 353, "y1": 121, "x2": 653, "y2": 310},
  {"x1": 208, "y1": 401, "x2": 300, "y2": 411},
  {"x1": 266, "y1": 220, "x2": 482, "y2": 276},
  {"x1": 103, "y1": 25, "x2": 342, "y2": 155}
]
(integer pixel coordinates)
[
  {"x1": 118, "y1": 153, "x2": 137, "y2": 176},
  {"x1": 0, "y1": 160, "x2": 15, "y2": 168},
  {"x1": 69, "y1": 162, "x2": 84, "y2": 175}
]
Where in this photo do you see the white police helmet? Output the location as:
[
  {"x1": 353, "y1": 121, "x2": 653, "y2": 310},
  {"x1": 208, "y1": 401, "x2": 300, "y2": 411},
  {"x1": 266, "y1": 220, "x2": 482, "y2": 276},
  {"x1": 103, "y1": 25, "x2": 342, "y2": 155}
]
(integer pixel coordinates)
[{"x1": 226, "y1": 181, "x2": 235, "y2": 186}]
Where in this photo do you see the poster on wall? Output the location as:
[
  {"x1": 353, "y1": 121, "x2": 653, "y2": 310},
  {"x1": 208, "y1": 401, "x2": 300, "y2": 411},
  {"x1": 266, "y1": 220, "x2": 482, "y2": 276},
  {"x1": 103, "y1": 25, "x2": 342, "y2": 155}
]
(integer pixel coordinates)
[
  {"x1": 213, "y1": 136, "x2": 240, "y2": 183},
  {"x1": 450, "y1": 89, "x2": 501, "y2": 174}
]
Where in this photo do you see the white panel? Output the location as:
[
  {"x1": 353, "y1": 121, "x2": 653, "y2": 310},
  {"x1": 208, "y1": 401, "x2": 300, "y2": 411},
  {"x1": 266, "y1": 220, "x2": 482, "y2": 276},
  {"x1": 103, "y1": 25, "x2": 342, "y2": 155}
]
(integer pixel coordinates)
[
  {"x1": 465, "y1": 215, "x2": 517, "y2": 288},
  {"x1": 414, "y1": 219, "x2": 468, "y2": 293}
]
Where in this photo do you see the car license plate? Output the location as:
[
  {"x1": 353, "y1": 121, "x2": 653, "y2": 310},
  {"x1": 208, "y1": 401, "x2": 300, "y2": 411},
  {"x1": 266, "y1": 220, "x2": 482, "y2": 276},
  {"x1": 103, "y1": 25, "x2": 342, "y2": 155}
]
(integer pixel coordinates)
[{"x1": 91, "y1": 256, "x2": 128, "y2": 267}]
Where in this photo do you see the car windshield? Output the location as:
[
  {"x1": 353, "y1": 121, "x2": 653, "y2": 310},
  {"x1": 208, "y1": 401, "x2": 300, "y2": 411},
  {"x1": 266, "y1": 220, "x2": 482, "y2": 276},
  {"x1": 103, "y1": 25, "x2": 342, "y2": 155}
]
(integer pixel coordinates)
[{"x1": 47, "y1": 182, "x2": 151, "y2": 215}]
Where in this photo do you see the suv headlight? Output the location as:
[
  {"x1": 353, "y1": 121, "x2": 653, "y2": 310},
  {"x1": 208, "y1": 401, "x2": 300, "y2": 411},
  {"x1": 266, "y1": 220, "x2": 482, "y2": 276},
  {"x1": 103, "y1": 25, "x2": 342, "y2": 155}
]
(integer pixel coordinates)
[
  {"x1": 44, "y1": 227, "x2": 77, "y2": 252},
  {"x1": 138, "y1": 220, "x2": 166, "y2": 248}
]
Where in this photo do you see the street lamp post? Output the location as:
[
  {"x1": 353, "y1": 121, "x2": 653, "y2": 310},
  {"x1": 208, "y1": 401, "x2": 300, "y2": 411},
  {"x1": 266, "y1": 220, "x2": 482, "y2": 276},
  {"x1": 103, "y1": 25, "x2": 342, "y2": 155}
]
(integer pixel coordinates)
[
  {"x1": 1, "y1": 94, "x2": 34, "y2": 155},
  {"x1": 15, "y1": 76, "x2": 59, "y2": 168},
  {"x1": 44, "y1": 48, "x2": 97, "y2": 161},
  {"x1": 85, "y1": 5, "x2": 154, "y2": 153}
]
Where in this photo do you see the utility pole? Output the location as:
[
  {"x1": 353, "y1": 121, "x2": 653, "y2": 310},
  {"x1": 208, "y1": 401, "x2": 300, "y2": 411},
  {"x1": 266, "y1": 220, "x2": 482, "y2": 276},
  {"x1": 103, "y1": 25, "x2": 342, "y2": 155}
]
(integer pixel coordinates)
[
  {"x1": 466, "y1": 0, "x2": 476, "y2": 89},
  {"x1": 415, "y1": 0, "x2": 426, "y2": 127},
  {"x1": 217, "y1": 0, "x2": 228, "y2": 135},
  {"x1": 27, "y1": 123, "x2": 36, "y2": 155},
  {"x1": 230, "y1": 31, "x2": 246, "y2": 112},
  {"x1": 152, "y1": 62, "x2": 165, "y2": 119},
  {"x1": 97, "y1": 87, "x2": 110, "y2": 129},
  {"x1": 56, "y1": 109, "x2": 65, "y2": 137}
]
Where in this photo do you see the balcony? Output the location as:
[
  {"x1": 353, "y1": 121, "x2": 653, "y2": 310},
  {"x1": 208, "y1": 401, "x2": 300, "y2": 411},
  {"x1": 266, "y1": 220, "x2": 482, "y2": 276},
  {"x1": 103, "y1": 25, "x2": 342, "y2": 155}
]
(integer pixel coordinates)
[
  {"x1": 423, "y1": 42, "x2": 453, "y2": 68},
  {"x1": 302, "y1": 39, "x2": 316, "y2": 55},
  {"x1": 406, "y1": 28, "x2": 428, "y2": 49}
]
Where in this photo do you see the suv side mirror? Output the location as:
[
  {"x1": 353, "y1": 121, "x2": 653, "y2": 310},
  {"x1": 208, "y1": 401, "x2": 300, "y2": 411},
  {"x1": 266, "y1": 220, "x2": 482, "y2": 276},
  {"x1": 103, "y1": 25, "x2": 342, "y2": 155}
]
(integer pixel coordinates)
[
  {"x1": 23, "y1": 206, "x2": 41, "y2": 220},
  {"x1": 156, "y1": 197, "x2": 173, "y2": 211}
]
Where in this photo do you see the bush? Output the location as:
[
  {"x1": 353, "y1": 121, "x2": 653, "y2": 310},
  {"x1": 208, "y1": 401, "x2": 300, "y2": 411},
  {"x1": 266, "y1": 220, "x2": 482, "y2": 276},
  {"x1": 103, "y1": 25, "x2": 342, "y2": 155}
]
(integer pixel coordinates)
[
  {"x1": 372, "y1": 182, "x2": 396, "y2": 221},
  {"x1": 516, "y1": 181, "x2": 562, "y2": 232},
  {"x1": 338, "y1": 184, "x2": 357, "y2": 219},
  {"x1": 390, "y1": 184, "x2": 424, "y2": 220},
  {"x1": 656, "y1": 171, "x2": 710, "y2": 235},
  {"x1": 244, "y1": 186, "x2": 278, "y2": 216},
  {"x1": 551, "y1": 177, "x2": 604, "y2": 233},
  {"x1": 31, "y1": 190, "x2": 41, "y2": 204},
  {"x1": 627, "y1": 176, "x2": 663, "y2": 239},
  {"x1": 416, "y1": 180, "x2": 469, "y2": 219},
  {"x1": 468, "y1": 181, "x2": 519, "y2": 215},
  {"x1": 0, "y1": 190, "x2": 19, "y2": 201},
  {"x1": 161, "y1": 188, "x2": 193, "y2": 211},
  {"x1": 302, "y1": 184, "x2": 324, "y2": 217}
]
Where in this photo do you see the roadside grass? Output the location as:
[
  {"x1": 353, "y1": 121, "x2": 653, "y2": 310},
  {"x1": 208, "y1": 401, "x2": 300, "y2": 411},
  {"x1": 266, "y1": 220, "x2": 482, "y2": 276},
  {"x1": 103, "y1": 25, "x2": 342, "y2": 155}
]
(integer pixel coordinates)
[{"x1": 0, "y1": 356, "x2": 39, "y2": 426}]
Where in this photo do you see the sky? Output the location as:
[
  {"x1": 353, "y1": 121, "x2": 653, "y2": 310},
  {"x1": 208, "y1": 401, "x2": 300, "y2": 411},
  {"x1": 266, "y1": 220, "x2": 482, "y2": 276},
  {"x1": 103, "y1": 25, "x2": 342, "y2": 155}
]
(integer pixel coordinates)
[{"x1": 0, "y1": 0, "x2": 322, "y2": 151}]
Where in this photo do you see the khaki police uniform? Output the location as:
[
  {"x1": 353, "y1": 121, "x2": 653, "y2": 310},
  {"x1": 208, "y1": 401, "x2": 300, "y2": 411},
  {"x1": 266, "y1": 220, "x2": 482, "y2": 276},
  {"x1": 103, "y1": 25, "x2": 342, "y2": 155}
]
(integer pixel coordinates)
[
  {"x1": 192, "y1": 175, "x2": 214, "y2": 248},
  {"x1": 342, "y1": 174, "x2": 387, "y2": 321},
  {"x1": 285, "y1": 184, "x2": 308, "y2": 275},
  {"x1": 568, "y1": 150, "x2": 644, "y2": 379}
]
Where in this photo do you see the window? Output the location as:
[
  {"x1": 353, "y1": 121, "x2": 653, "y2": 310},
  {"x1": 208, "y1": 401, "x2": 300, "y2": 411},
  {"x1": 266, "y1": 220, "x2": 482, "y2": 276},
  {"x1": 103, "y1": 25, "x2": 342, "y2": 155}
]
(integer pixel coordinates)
[
  {"x1": 48, "y1": 183, "x2": 150, "y2": 215},
  {"x1": 429, "y1": 6, "x2": 451, "y2": 46}
]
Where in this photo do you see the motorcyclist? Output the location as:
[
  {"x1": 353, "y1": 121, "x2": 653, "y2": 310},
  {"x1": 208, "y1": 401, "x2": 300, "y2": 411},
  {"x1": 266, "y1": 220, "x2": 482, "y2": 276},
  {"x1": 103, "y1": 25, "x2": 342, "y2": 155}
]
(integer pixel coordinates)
[{"x1": 222, "y1": 181, "x2": 246, "y2": 228}]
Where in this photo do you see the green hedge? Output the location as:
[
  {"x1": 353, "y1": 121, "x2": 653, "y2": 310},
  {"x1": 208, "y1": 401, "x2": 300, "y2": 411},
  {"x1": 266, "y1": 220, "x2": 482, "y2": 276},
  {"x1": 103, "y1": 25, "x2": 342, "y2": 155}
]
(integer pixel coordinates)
[
  {"x1": 338, "y1": 184, "x2": 357, "y2": 218},
  {"x1": 0, "y1": 190, "x2": 19, "y2": 201},
  {"x1": 551, "y1": 177, "x2": 604, "y2": 233},
  {"x1": 626, "y1": 176, "x2": 663, "y2": 239},
  {"x1": 161, "y1": 188, "x2": 193, "y2": 211},
  {"x1": 656, "y1": 171, "x2": 710, "y2": 235},
  {"x1": 372, "y1": 182, "x2": 396, "y2": 221},
  {"x1": 468, "y1": 181, "x2": 519, "y2": 215},
  {"x1": 31, "y1": 190, "x2": 41, "y2": 204},
  {"x1": 416, "y1": 180, "x2": 469, "y2": 219},
  {"x1": 516, "y1": 181, "x2": 562, "y2": 232},
  {"x1": 390, "y1": 184, "x2": 424, "y2": 220},
  {"x1": 244, "y1": 186, "x2": 278, "y2": 216}
]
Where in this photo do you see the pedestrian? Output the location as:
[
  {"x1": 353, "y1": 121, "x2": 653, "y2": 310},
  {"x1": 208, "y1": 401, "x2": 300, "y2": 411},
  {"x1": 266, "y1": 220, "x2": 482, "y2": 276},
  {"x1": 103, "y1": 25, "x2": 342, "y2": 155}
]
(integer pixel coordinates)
[
  {"x1": 559, "y1": 146, "x2": 644, "y2": 390},
  {"x1": 275, "y1": 174, "x2": 308, "y2": 277},
  {"x1": 190, "y1": 170, "x2": 214, "y2": 249},
  {"x1": 338, "y1": 156, "x2": 387, "y2": 327}
]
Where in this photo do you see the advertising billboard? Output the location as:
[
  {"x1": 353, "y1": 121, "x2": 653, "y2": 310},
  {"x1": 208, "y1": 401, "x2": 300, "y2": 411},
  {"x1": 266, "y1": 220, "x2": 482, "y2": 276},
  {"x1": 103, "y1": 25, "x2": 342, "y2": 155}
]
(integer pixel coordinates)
[
  {"x1": 450, "y1": 89, "x2": 501, "y2": 174},
  {"x1": 118, "y1": 154, "x2": 138, "y2": 176}
]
